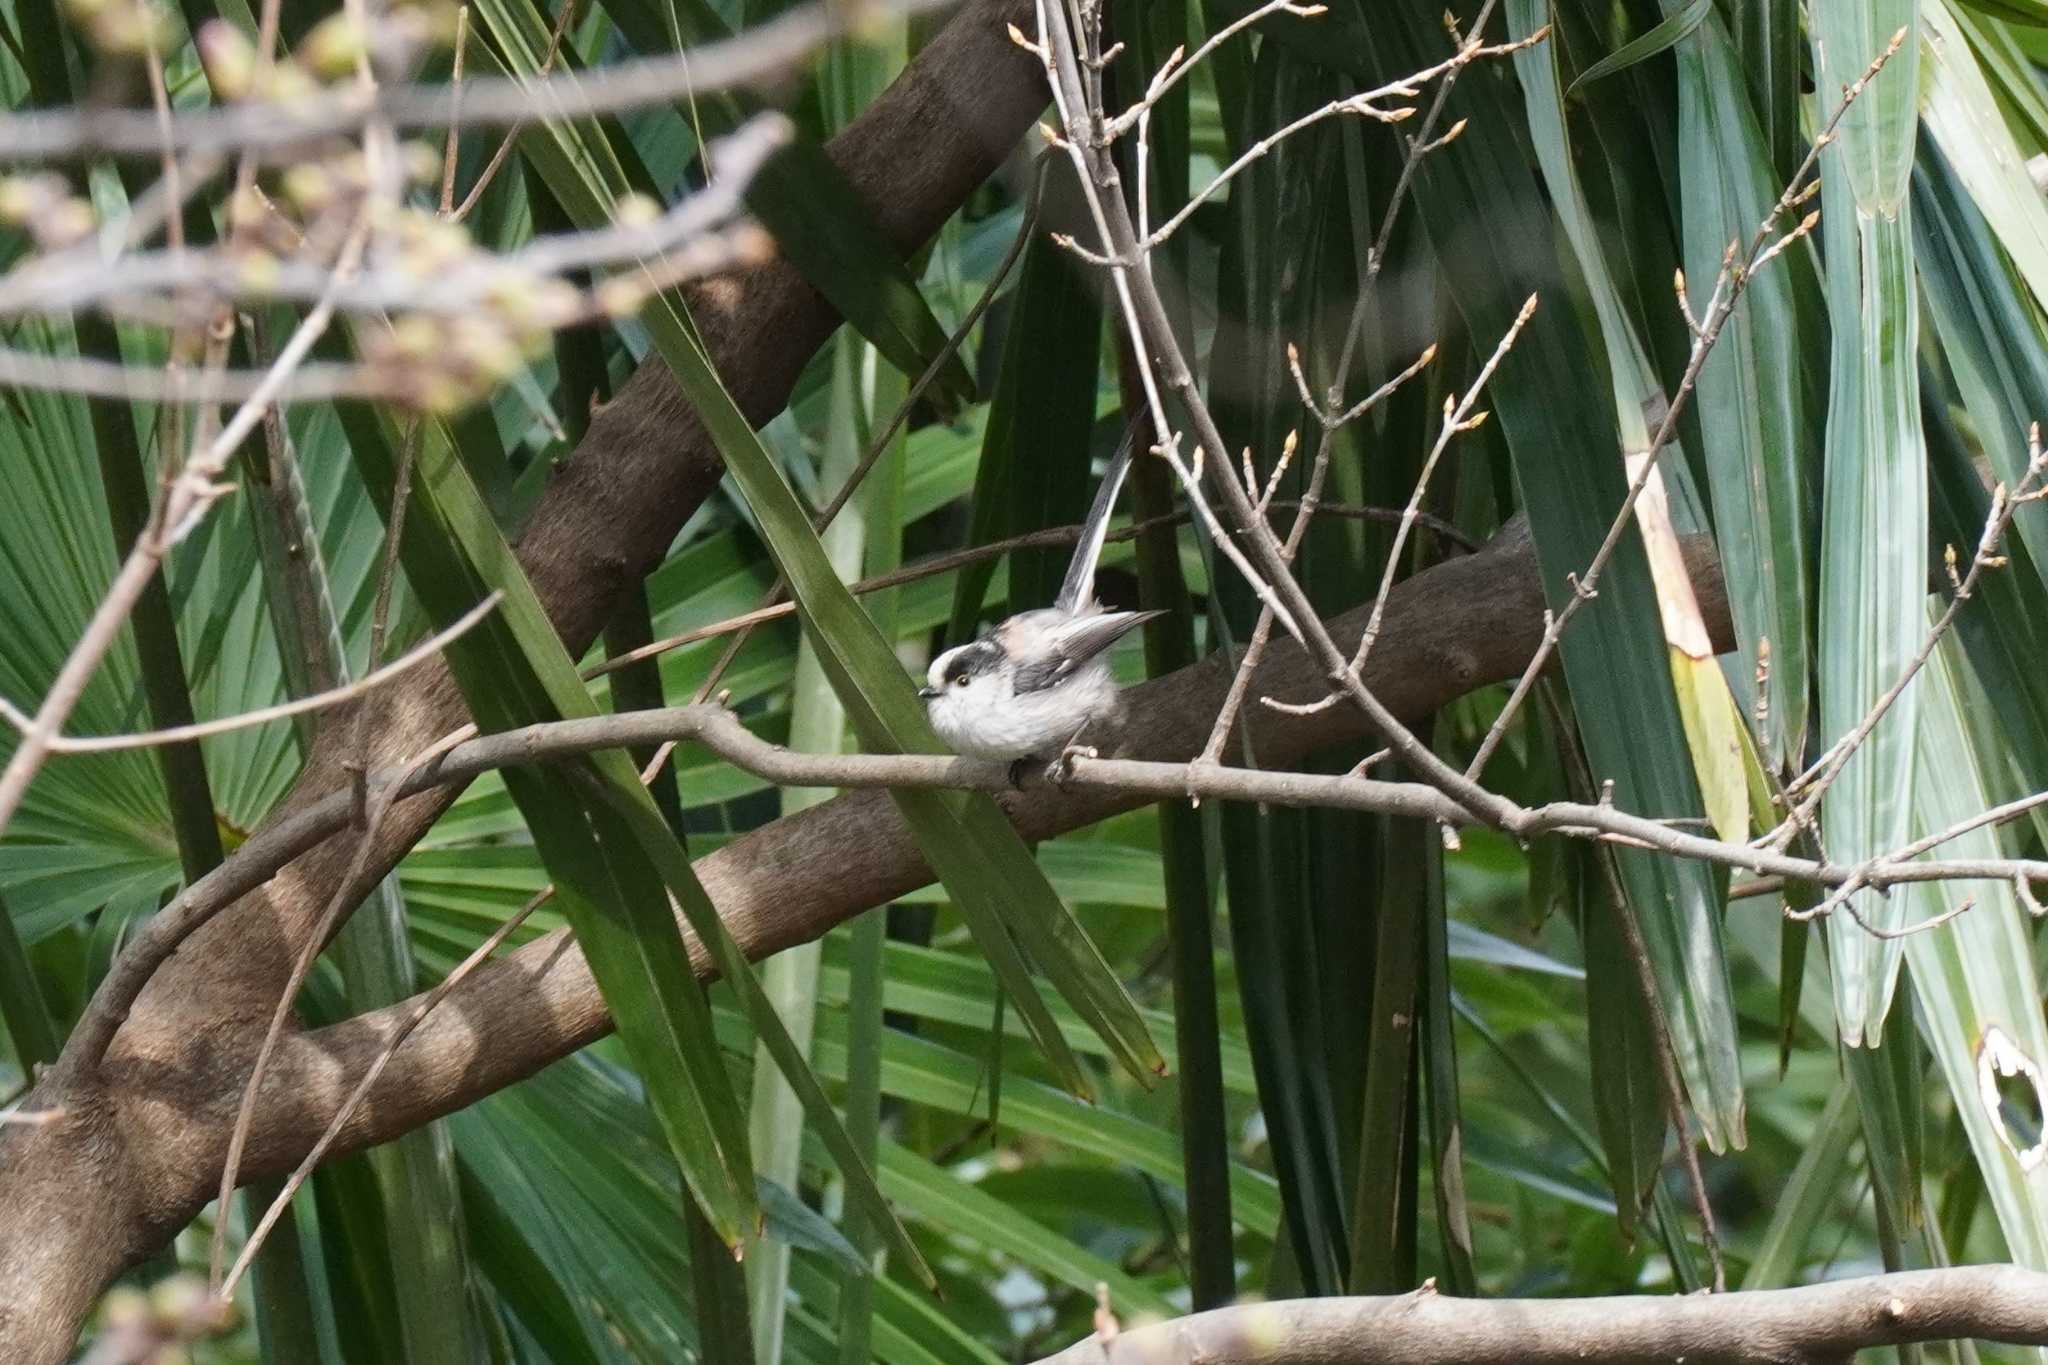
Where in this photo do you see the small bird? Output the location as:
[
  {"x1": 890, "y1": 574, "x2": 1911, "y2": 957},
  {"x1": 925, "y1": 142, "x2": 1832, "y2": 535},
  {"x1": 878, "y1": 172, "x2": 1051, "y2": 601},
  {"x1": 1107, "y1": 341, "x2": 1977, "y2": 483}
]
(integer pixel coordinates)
[{"x1": 920, "y1": 423, "x2": 1163, "y2": 783}]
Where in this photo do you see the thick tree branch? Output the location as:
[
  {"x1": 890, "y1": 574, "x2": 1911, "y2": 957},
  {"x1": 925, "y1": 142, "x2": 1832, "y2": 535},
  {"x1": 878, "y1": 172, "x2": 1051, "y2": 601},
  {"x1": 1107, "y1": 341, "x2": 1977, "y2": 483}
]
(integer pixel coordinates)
[
  {"x1": 230, "y1": 521, "x2": 1729, "y2": 1177},
  {"x1": 1030, "y1": 1267, "x2": 2048, "y2": 1365}
]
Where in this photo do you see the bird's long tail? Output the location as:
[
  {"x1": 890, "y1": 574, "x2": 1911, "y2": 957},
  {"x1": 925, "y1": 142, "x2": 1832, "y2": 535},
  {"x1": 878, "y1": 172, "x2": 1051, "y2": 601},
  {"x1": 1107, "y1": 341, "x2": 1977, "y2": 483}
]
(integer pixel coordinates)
[{"x1": 1054, "y1": 418, "x2": 1143, "y2": 615}]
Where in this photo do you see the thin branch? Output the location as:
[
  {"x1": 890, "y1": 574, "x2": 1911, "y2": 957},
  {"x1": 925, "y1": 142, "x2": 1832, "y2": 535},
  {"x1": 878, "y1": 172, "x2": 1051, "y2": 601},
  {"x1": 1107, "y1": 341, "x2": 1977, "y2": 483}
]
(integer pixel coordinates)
[
  {"x1": 439, "y1": 5, "x2": 469, "y2": 215},
  {"x1": 1029, "y1": 1266, "x2": 2048, "y2": 1364},
  {"x1": 0, "y1": 348, "x2": 379, "y2": 403},
  {"x1": 225, "y1": 886, "x2": 545, "y2": 1291},
  {"x1": 1191, "y1": 341, "x2": 1441, "y2": 766},
  {"x1": 224, "y1": 729, "x2": 689, "y2": 1288},
  {"x1": 0, "y1": 0, "x2": 959, "y2": 161},
  {"x1": 1136, "y1": 94, "x2": 1410, "y2": 249},
  {"x1": 1138, "y1": 26, "x2": 1545, "y2": 248},
  {"x1": 1461, "y1": 30, "x2": 1903, "y2": 785},
  {"x1": 208, "y1": 727, "x2": 466, "y2": 1291},
  {"x1": 0, "y1": 593, "x2": 501, "y2": 753},
  {"x1": 210, "y1": 18, "x2": 395, "y2": 1289},
  {"x1": 1183, "y1": 0, "x2": 1490, "y2": 761},
  {"x1": 1030, "y1": 0, "x2": 1980, "y2": 991},
  {"x1": 1098, "y1": 0, "x2": 1325, "y2": 138},
  {"x1": 0, "y1": 116, "x2": 789, "y2": 322},
  {"x1": 1351, "y1": 1, "x2": 1488, "y2": 303},
  {"x1": 143, "y1": 29, "x2": 198, "y2": 469},
  {"x1": 0, "y1": 215, "x2": 371, "y2": 850},
  {"x1": 1037, "y1": 0, "x2": 1514, "y2": 829},
  {"x1": 1261, "y1": 290, "x2": 1540, "y2": 724},
  {"x1": 57, "y1": 689, "x2": 2048, "y2": 1095},
  {"x1": 1038, "y1": 25, "x2": 1312, "y2": 641},
  {"x1": 1191, "y1": 425, "x2": 1323, "y2": 770},
  {"x1": 1346, "y1": 296, "x2": 1531, "y2": 677},
  {"x1": 1290, "y1": 337, "x2": 1439, "y2": 432},
  {"x1": 1887, "y1": 785, "x2": 2048, "y2": 869},
  {"x1": 141, "y1": 36, "x2": 183, "y2": 255},
  {"x1": 1771, "y1": 423, "x2": 2048, "y2": 841},
  {"x1": 448, "y1": 0, "x2": 583, "y2": 223}
]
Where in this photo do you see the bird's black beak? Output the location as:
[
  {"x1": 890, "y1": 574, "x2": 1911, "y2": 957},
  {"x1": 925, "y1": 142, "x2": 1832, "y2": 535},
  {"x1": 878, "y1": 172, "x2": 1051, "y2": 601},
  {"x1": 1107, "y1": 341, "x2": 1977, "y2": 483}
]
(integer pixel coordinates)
[{"x1": 917, "y1": 685, "x2": 939, "y2": 701}]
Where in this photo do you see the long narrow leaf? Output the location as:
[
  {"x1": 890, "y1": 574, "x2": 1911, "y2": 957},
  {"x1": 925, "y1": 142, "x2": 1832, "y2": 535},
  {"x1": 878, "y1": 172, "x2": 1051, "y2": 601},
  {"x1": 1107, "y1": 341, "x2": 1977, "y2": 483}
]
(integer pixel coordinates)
[
  {"x1": 1562, "y1": 0, "x2": 1711, "y2": 104},
  {"x1": 750, "y1": 337, "x2": 866, "y2": 1359},
  {"x1": 1371, "y1": 3, "x2": 1744, "y2": 1149},
  {"x1": 331, "y1": 394, "x2": 758, "y2": 1247},
  {"x1": 1900, "y1": 630, "x2": 2048, "y2": 1270},
  {"x1": 1813, "y1": 0, "x2": 1926, "y2": 1043},
  {"x1": 581, "y1": 772, "x2": 938, "y2": 1288},
  {"x1": 744, "y1": 141, "x2": 975, "y2": 411},
  {"x1": 1667, "y1": 1, "x2": 1816, "y2": 770}
]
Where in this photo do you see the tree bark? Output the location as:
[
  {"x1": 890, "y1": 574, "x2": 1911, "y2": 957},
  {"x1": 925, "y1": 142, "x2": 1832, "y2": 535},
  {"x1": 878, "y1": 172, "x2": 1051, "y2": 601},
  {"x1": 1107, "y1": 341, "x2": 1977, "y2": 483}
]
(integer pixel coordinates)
[{"x1": 1030, "y1": 1267, "x2": 2048, "y2": 1364}]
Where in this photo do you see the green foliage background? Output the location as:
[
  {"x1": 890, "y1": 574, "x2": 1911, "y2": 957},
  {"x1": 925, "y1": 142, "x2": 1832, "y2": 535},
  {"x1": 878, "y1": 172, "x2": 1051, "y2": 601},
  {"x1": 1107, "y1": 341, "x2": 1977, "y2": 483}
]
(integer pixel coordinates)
[{"x1": 10, "y1": 0, "x2": 2048, "y2": 1360}]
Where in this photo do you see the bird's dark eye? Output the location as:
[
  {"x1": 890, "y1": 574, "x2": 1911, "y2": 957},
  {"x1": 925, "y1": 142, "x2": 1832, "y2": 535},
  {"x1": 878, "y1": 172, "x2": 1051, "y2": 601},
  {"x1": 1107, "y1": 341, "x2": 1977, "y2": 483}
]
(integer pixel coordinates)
[{"x1": 952, "y1": 674, "x2": 970, "y2": 687}]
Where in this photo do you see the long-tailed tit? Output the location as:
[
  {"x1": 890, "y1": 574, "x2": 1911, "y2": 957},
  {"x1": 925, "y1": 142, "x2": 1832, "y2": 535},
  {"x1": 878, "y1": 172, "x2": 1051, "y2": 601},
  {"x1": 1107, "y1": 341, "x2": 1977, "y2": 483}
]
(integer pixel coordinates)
[{"x1": 920, "y1": 424, "x2": 1162, "y2": 780}]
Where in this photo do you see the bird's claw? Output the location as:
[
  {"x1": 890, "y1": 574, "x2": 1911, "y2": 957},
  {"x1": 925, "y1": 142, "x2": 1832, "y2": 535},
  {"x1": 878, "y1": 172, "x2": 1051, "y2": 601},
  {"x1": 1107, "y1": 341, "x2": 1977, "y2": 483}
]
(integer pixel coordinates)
[{"x1": 1044, "y1": 744, "x2": 1099, "y2": 789}]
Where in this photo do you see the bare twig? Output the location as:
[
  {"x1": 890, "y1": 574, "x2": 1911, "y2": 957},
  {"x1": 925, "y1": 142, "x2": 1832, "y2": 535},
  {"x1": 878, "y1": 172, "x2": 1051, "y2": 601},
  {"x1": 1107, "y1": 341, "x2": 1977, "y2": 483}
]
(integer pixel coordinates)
[
  {"x1": 1770, "y1": 423, "x2": 2048, "y2": 843},
  {"x1": 0, "y1": 348, "x2": 381, "y2": 403},
  {"x1": 222, "y1": 730, "x2": 682, "y2": 1297},
  {"x1": 142, "y1": 30, "x2": 198, "y2": 468},
  {"x1": 1352, "y1": 299, "x2": 1528, "y2": 670},
  {"x1": 0, "y1": 217, "x2": 372, "y2": 850},
  {"x1": 1267, "y1": 296, "x2": 1533, "y2": 727},
  {"x1": 63, "y1": 682, "x2": 2048, "y2": 1111},
  {"x1": 1190, "y1": 424, "x2": 1325, "y2": 771},
  {"x1": 1190, "y1": 343, "x2": 1441, "y2": 767},
  {"x1": 0, "y1": 116, "x2": 788, "y2": 322},
  {"x1": 1098, "y1": 0, "x2": 1325, "y2": 138},
  {"x1": 53, "y1": 612, "x2": 2048, "y2": 1140},
  {"x1": 1461, "y1": 30, "x2": 1904, "y2": 785},
  {"x1": 208, "y1": 726, "x2": 466, "y2": 1292},
  {"x1": 223, "y1": 883, "x2": 545, "y2": 1292},
  {"x1": 593, "y1": 501, "x2": 1467, "y2": 681},
  {"x1": 0, "y1": 593, "x2": 502, "y2": 752},
  {"x1": 209, "y1": 17, "x2": 395, "y2": 1289},
  {"x1": 1037, "y1": 0, "x2": 1511, "y2": 827},
  {"x1": 0, "y1": 0, "x2": 961, "y2": 162},
  {"x1": 438, "y1": 6, "x2": 470, "y2": 215},
  {"x1": 448, "y1": 0, "x2": 583, "y2": 223},
  {"x1": 1135, "y1": 26, "x2": 1544, "y2": 249},
  {"x1": 1182, "y1": 0, "x2": 1494, "y2": 764}
]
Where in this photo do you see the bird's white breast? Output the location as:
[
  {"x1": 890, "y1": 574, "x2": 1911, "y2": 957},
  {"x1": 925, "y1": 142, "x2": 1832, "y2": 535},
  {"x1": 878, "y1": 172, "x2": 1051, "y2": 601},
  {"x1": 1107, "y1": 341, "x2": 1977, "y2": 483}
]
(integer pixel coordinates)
[{"x1": 926, "y1": 657, "x2": 1118, "y2": 761}]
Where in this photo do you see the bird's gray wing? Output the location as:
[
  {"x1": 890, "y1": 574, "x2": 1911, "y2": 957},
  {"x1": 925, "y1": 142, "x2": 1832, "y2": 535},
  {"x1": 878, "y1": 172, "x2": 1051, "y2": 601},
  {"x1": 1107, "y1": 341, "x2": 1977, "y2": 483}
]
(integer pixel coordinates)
[
  {"x1": 1012, "y1": 609, "x2": 1165, "y2": 694},
  {"x1": 1053, "y1": 419, "x2": 1143, "y2": 616}
]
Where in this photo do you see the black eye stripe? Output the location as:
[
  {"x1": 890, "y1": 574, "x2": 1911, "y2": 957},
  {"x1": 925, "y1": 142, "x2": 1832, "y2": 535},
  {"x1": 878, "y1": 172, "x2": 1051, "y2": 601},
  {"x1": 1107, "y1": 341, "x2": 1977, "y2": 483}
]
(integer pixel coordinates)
[{"x1": 943, "y1": 641, "x2": 1002, "y2": 684}]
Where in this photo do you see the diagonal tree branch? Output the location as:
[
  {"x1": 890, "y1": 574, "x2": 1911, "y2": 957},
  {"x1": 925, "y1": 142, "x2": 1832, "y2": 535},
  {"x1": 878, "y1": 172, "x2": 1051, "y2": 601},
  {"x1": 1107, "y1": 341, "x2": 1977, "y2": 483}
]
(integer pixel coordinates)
[{"x1": 218, "y1": 520, "x2": 1729, "y2": 1182}]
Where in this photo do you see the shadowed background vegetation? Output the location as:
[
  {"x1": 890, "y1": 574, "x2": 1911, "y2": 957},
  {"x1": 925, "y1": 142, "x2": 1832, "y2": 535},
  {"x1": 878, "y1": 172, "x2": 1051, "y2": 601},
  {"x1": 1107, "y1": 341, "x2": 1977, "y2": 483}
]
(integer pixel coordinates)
[{"x1": 10, "y1": 0, "x2": 2048, "y2": 1359}]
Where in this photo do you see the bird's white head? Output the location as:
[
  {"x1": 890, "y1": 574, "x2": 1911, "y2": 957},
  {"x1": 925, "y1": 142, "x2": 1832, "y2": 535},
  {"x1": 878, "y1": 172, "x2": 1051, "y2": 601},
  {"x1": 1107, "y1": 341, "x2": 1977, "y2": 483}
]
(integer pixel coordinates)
[{"x1": 917, "y1": 638, "x2": 1025, "y2": 759}]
